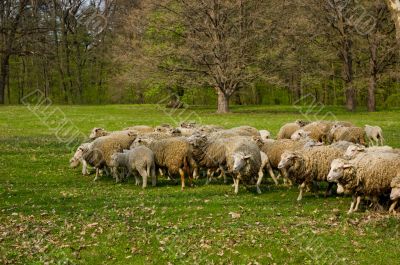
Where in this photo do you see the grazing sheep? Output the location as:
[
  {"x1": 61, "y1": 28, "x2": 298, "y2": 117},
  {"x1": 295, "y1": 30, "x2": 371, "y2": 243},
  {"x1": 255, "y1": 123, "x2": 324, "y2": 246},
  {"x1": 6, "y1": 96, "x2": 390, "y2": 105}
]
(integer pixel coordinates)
[
  {"x1": 327, "y1": 152, "x2": 400, "y2": 214},
  {"x1": 123, "y1": 125, "x2": 154, "y2": 134},
  {"x1": 83, "y1": 131, "x2": 137, "y2": 182},
  {"x1": 365, "y1": 125, "x2": 384, "y2": 146},
  {"x1": 70, "y1": 142, "x2": 93, "y2": 175},
  {"x1": 390, "y1": 177, "x2": 400, "y2": 213},
  {"x1": 277, "y1": 123, "x2": 301, "y2": 140},
  {"x1": 225, "y1": 139, "x2": 261, "y2": 194},
  {"x1": 278, "y1": 145, "x2": 344, "y2": 201},
  {"x1": 259, "y1": 130, "x2": 271, "y2": 141},
  {"x1": 133, "y1": 137, "x2": 197, "y2": 190},
  {"x1": 329, "y1": 125, "x2": 366, "y2": 145},
  {"x1": 256, "y1": 151, "x2": 278, "y2": 193},
  {"x1": 343, "y1": 144, "x2": 396, "y2": 160},
  {"x1": 109, "y1": 146, "x2": 156, "y2": 188}
]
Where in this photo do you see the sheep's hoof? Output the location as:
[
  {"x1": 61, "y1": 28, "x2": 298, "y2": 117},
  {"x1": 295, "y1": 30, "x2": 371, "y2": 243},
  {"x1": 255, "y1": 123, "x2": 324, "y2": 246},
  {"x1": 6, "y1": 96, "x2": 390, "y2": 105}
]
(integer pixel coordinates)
[{"x1": 256, "y1": 188, "x2": 262, "y2": 195}]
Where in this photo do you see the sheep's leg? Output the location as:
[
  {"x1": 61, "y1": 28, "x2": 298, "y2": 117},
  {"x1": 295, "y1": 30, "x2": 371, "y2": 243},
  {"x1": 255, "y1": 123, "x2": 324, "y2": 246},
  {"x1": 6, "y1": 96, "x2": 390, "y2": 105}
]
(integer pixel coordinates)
[
  {"x1": 151, "y1": 166, "x2": 157, "y2": 187},
  {"x1": 297, "y1": 182, "x2": 306, "y2": 201},
  {"x1": 179, "y1": 168, "x2": 185, "y2": 190},
  {"x1": 347, "y1": 196, "x2": 356, "y2": 214},
  {"x1": 93, "y1": 168, "x2": 100, "y2": 181},
  {"x1": 234, "y1": 177, "x2": 240, "y2": 194},
  {"x1": 132, "y1": 171, "x2": 140, "y2": 186},
  {"x1": 81, "y1": 160, "x2": 89, "y2": 175},
  {"x1": 193, "y1": 167, "x2": 198, "y2": 180},
  {"x1": 324, "y1": 182, "x2": 334, "y2": 197},
  {"x1": 389, "y1": 200, "x2": 398, "y2": 214},
  {"x1": 205, "y1": 169, "x2": 213, "y2": 185},
  {"x1": 354, "y1": 196, "x2": 362, "y2": 212},
  {"x1": 256, "y1": 170, "x2": 264, "y2": 194},
  {"x1": 138, "y1": 168, "x2": 148, "y2": 189},
  {"x1": 113, "y1": 167, "x2": 121, "y2": 183},
  {"x1": 267, "y1": 166, "x2": 278, "y2": 186}
]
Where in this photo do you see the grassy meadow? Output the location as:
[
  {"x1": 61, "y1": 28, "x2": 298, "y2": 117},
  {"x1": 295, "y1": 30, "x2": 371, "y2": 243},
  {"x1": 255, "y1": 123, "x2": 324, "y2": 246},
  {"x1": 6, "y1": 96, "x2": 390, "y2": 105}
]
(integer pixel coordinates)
[{"x1": 0, "y1": 104, "x2": 400, "y2": 264}]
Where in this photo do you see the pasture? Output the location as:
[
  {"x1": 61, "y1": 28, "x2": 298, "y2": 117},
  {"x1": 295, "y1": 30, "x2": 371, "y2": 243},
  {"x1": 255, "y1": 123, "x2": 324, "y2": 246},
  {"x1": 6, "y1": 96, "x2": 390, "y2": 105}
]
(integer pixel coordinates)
[{"x1": 1, "y1": 104, "x2": 399, "y2": 264}]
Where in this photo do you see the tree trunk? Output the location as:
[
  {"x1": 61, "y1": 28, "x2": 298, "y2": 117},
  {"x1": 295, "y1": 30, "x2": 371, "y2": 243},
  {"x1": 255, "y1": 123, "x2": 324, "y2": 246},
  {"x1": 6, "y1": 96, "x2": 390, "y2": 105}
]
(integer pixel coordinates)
[
  {"x1": 0, "y1": 55, "x2": 10, "y2": 104},
  {"x1": 345, "y1": 85, "x2": 356, "y2": 111},
  {"x1": 368, "y1": 74, "x2": 377, "y2": 112},
  {"x1": 217, "y1": 88, "x2": 230, "y2": 114}
]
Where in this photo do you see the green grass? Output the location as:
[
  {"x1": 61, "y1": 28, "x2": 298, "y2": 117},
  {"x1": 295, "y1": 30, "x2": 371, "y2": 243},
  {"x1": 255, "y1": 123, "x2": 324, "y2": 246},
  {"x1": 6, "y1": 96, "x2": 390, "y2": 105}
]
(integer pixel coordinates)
[{"x1": 0, "y1": 104, "x2": 399, "y2": 265}]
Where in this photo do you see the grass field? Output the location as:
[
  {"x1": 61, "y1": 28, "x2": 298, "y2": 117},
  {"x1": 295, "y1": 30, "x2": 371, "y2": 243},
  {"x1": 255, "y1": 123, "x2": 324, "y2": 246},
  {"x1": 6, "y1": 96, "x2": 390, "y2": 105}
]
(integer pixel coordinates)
[{"x1": 1, "y1": 104, "x2": 400, "y2": 265}]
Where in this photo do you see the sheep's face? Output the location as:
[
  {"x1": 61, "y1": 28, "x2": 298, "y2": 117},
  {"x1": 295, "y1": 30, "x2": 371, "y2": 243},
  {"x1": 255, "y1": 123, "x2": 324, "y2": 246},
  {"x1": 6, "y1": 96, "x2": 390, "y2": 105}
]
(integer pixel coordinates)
[
  {"x1": 327, "y1": 159, "x2": 351, "y2": 182},
  {"x1": 89, "y1": 127, "x2": 105, "y2": 139},
  {"x1": 390, "y1": 187, "x2": 400, "y2": 201},
  {"x1": 344, "y1": 145, "x2": 365, "y2": 159},
  {"x1": 69, "y1": 147, "x2": 84, "y2": 168},
  {"x1": 278, "y1": 152, "x2": 298, "y2": 169},
  {"x1": 259, "y1": 130, "x2": 271, "y2": 141},
  {"x1": 109, "y1": 153, "x2": 121, "y2": 168},
  {"x1": 187, "y1": 133, "x2": 207, "y2": 147},
  {"x1": 291, "y1": 129, "x2": 310, "y2": 141},
  {"x1": 232, "y1": 153, "x2": 251, "y2": 173}
]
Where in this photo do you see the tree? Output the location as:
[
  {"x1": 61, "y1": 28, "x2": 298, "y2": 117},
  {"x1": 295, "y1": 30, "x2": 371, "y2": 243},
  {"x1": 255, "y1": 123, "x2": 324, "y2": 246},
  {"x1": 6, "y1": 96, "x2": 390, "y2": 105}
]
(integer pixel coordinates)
[{"x1": 0, "y1": 0, "x2": 29, "y2": 104}]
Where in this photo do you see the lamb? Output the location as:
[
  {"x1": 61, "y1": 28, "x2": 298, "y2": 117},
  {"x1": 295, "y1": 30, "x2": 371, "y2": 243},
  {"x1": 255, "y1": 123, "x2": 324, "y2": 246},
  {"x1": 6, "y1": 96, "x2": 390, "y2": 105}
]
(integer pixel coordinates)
[
  {"x1": 329, "y1": 125, "x2": 366, "y2": 145},
  {"x1": 390, "y1": 176, "x2": 400, "y2": 213},
  {"x1": 327, "y1": 152, "x2": 400, "y2": 214},
  {"x1": 70, "y1": 142, "x2": 93, "y2": 175},
  {"x1": 83, "y1": 131, "x2": 137, "y2": 182},
  {"x1": 364, "y1": 125, "x2": 384, "y2": 146},
  {"x1": 89, "y1": 127, "x2": 138, "y2": 140},
  {"x1": 225, "y1": 138, "x2": 261, "y2": 194},
  {"x1": 343, "y1": 144, "x2": 396, "y2": 160},
  {"x1": 259, "y1": 130, "x2": 271, "y2": 141},
  {"x1": 132, "y1": 137, "x2": 197, "y2": 190},
  {"x1": 123, "y1": 125, "x2": 154, "y2": 134},
  {"x1": 109, "y1": 146, "x2": 156, "y2": 188},
  {"x1": 278, "y1": 145, "x2": 344, "y2": 201}
]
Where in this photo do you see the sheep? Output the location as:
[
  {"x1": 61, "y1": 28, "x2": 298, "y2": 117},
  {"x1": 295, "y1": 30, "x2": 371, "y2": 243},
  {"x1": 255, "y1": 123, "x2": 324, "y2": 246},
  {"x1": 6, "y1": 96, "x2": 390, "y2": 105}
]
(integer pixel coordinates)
[
  {"x1": 254, "y1": 138, "x2": 315, "y2": 185},
  {"x1": 259, "y1": 130, "x2": 271, "y2": 141},
  {"x1": 195, "y1": 124, "x2": 224, "y2": 134},
  {"x1": 343, "y1": 144, "x2": 397, "y2": 160},
  {"x1": 130, "y1": 132, "x2": 174, "y2": 149},
  {"x1": 187, "y1": 133, "x2": 231, "y2": 184},
  {"x1": 89, "y1": 127, "x2": 139, "y2": 140},
  {"x1": 154, "y1": 124, "x2": 174, "y2": 133},
  {"x1": 132, "y1": 137, "x2": 197, "y2": 190},
  {"x1": 225, "y1": 138, "x2": 261, "y2": 194},
  {"x1": 229, "y1": 126, "x2": 260, "y2": 137},
  {"x1": 327, "y1": 152, "x2": 400, "y2": 214},
  {"x1": 277, "y1": 123, "x2": 301, "y2": 140},
  {"x1": 330, "y1": 141, "x2": 354, "y2": 152},
  {"x1": 278, "y1": 145, "x2": 345, "y2": 201},
  {"x1": 297, "y1": 121, "x2": 332, "y2": 143},
  {"x1": 70, "y1": 142, "x2": 93, "y2": 175},
  {"x1": 390, "y1": 176, "x2": 400, "y2": 213},
  {"x1": 365, "y1": 125, "x2": 384, "y2": 146},
  {"x1": 109, "y1": 146, "x2": 156, "y2": 188},
  {"x1": 329, "y1": 125, "x2": 366, "y2": 145},
  {"x1": 83, "y1": 131, "x2": 137, "y2": 182},
  {"x1": 123, "y1": 125, "x2": 154, "y2": 134}
]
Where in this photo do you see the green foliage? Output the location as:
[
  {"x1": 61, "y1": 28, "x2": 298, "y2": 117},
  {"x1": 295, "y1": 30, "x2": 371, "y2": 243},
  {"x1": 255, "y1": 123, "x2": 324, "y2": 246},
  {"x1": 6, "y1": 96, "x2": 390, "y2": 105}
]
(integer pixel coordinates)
[{"x1": 385, "y1": 93, "x2": 400, "y2": 108}]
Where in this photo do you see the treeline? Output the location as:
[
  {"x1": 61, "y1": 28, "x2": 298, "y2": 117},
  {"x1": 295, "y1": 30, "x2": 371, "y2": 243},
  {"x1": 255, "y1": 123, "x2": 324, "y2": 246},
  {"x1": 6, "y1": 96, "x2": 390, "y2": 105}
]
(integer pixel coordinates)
[{"x1": 1, "y1": 0, "x2": 400, "y2": 112}]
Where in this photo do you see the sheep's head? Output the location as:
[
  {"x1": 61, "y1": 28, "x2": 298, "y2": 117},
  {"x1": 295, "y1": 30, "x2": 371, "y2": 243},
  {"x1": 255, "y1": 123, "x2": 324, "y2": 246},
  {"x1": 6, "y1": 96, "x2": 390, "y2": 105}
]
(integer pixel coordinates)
[
  {"x1": 330, "y1": 124, "x2": 343, "y2": 135},
  {"x1": 343, "y1": 144, "x2": 365, "y2": 159},
  {"x1": 295, "y1": 120, "x2": 310, "y2": 127},
  {"x1": 232, "y1": 152, "x2": 251, "y2": 173},
  {"x1": 109, "y1": 153, "x2": 123, "y2": 168},
  {"x1": 390, "y1": 177, "x2": 400, "y2": 200},
  {"x1": 69, "y1": 145, "x2": 85, "y2": 168},
  {"x1": 132, "y1": 136, "x2": 152, "y2": 147},
  {"x1": 278, "y1": 152, "x2": 299, "y2": 169},
  {"x1": 291, "y1": 129, "x2": 310, "y2": 141},
  {"x1": 89, "y1": 127, "x2": 106, "y2": 139},
  {"x1": 327, "y1": 159, "x2": 352, "y2": 182},
  {"x1": 259, "y1": 130, "x2": 271, "y2": 141},
  {"x1": 187, "y1": 133, "x2": 207, "y2": 147}
]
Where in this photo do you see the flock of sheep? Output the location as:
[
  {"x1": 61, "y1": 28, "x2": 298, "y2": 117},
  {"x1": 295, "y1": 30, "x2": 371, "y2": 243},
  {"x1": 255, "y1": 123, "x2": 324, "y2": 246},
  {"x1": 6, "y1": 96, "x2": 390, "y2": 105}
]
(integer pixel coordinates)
[{"x1": 69, "y1": 120, "x2": 400, "y2": 214}]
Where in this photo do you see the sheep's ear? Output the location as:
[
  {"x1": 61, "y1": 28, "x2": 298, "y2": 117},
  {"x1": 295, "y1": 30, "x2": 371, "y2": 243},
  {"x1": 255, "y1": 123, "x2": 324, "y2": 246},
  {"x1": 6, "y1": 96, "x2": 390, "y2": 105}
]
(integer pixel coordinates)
[
  {"x1": 244, "y1": 155, "x2": 251, "y2": 159},
  {"x1": 342, "y1": 163, "x2": 352, "y2": 169}
]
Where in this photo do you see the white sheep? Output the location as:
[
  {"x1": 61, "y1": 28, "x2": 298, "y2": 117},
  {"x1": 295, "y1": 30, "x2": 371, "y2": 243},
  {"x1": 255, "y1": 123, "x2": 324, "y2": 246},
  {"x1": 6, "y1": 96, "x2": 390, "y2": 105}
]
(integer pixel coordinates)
[
  {"x1": 259, "y1": 130, "x2": 271, "y2": 141},
  {"x1": 364, "y1": 125, "x2": 384, "y2": 146}
]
